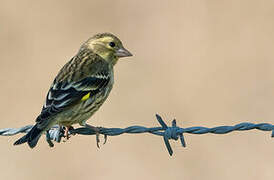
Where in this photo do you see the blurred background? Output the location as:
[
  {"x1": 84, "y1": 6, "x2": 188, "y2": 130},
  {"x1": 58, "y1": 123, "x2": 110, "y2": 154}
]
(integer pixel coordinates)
[{"x1": 1, "y1": 0, "x2": 274, "y2": 179}]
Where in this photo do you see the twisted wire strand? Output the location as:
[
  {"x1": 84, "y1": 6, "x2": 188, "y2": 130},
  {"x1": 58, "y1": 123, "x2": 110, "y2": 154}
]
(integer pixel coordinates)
[{"x1": 1, "y1": 114, "x2": 273, "y2": 156}]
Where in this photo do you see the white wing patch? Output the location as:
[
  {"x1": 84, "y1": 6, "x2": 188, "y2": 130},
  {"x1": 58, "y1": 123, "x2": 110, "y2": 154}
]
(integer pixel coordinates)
[
  {"x1": 61, "y1": 83, "x2": 73, "y2": 90},
  {"x1": 48, "y1": 91, "x2": 53, "y2": 100},
  {"x1": 94, "y1": 73, "x2": 109, "y2": 79},
  {"x1": 54, "y1": 98, "x2": 71, "y2": 108},
  {"x1": 54, "y1": 93, "x2": 69, "y2": 101}
]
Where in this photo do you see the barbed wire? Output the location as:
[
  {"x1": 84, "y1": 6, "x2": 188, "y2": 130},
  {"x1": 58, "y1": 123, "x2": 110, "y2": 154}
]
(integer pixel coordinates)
[{"x1": 1, "y1": 114, "x2": 273, "y2": 156}]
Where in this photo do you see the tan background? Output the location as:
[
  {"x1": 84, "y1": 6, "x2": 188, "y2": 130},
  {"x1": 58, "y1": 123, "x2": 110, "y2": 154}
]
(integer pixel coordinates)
[{"x1": 0, "y1": 0, "x2": 274, "y2": 179}]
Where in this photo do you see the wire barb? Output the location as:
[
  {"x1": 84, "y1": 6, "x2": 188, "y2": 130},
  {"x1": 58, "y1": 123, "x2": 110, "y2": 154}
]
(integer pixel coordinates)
[
  {"x1": 156, "y1": 114, "x2": 186, "y2": 155},
  {"x1": 1, "y1": 114, "x2": 273, "y2": 156}
]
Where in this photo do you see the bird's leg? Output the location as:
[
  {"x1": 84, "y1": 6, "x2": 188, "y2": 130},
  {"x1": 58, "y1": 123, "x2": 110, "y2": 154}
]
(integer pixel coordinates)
[
  {"x1": 63, "y1": 126, "x2": 74, "y2": 141},
  {"x1": 84, "y1": 123, "x2": 107, "y2": 148}
]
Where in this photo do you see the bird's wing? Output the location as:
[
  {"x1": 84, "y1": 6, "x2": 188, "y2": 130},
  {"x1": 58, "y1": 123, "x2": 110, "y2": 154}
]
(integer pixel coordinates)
[{"x1": 36, "y1": 56, "x2": 110, "y2": 123}]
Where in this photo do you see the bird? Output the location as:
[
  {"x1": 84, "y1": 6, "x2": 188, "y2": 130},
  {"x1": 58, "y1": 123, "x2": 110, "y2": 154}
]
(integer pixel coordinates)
[{"x1": 14, "y1": 33, "x2": 133, "y2": 148}]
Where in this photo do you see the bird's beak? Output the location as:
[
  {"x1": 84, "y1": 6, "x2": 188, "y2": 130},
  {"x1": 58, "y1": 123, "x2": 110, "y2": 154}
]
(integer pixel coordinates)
[{"x1": 115, "y1": 47, "x2": 133, "y2": 58}]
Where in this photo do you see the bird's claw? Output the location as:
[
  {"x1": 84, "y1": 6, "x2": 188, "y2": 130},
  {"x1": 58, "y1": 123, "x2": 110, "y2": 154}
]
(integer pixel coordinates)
[
  {"x1": 84, "y1": 124, "x2": 107, "y2": 148},
  {"x1": 103, "y1": 134, "x2": 107, "y2": 144},
  {"x1": 95, "y1": 127, "x2": 107, "y2": 148},
  {"x1": 62, "y1": 126, "x2": 75, "y2": 142}
]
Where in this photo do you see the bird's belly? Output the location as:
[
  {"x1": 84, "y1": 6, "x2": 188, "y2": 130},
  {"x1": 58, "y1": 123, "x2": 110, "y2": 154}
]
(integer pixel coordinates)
[{"x1": 57, "y1": 86, "x2": 112, "y2": 126}]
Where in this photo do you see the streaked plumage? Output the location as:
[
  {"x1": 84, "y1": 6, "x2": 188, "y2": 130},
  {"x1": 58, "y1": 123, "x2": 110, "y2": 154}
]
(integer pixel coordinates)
[{"x1": 14, "y1": 33, "x2": 132, "y2": 148}]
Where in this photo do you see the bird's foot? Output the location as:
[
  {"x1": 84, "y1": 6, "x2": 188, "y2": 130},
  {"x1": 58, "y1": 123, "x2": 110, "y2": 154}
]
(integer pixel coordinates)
[
  {"x1": 62, "y1": 126, "x2": 74, "y2": 142},
  {"x1": 84, "y1": 124, "x2": 107, "y2": 148}
]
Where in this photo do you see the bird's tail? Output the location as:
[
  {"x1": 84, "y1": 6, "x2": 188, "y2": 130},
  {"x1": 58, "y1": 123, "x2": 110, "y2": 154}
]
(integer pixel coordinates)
[{"x1": 14, "y1": 124, "x2": 44, "y2": 148}]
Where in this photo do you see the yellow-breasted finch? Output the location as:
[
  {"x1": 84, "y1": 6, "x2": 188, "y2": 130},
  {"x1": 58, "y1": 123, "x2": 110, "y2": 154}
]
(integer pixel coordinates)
[{"x1": 14, "y1": 33, "x2": 132, "y2": 148}]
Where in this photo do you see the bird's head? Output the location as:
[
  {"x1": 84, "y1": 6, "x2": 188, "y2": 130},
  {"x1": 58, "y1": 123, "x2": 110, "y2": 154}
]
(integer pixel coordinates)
[{"x1": 82, "y1": 33, "x2": 133, "y2": 65}]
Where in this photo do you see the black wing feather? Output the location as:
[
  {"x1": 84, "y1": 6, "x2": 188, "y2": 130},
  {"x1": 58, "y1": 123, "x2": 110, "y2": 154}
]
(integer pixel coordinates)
[{"x1": 37, "y1": 73, "x2": 110, "y2": 123}]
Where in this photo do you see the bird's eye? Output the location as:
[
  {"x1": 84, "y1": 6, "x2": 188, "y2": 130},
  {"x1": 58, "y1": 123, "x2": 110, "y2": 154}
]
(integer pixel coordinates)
[{"x1": 109, "y1": 42, "x2": 116, "y2": 47}]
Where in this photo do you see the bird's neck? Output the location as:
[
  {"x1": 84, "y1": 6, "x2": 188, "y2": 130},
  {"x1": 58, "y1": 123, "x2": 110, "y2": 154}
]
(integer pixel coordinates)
[
  {"x1": 79, "y1": 48, "x2": 118, "y2": 66},
  {"x1": 97, "y1": 51, "x2": 118, "y2": 66}
]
